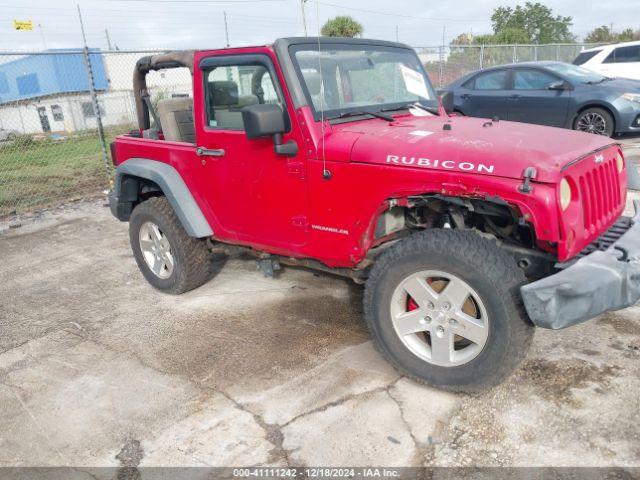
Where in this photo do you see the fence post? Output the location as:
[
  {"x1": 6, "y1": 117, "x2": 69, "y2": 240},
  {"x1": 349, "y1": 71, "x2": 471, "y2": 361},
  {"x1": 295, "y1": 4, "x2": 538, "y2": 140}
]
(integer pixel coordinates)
[
  {"x1": 78, "y1": 5, "x2": 111, "y2": 184},
  {"x1": 438, "y1": 45, "x2": 444, "y2": 88},
  {"x1": 82, "y1": 48, "x2": 111, "y2": 182},
  {"x1": 513, "y1": 44, "x2": 517, "y2": 62},
  {"x1": 534, "y1": 44, "x2": 538, "y2": 61},
  {"x1": 479, "y1": 44, "x2": 484, "y2": 69}
]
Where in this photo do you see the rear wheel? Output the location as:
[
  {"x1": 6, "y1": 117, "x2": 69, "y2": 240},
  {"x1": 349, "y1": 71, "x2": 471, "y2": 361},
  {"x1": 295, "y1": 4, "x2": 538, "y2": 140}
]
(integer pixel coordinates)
[
  {"x1": 574, "y1": 107, "x2": 614, "y2": 137},
  {"x1": 364, "y1": 229, "x2": 534, "y2": 392},
  {"x1": 129, "y1": 197, "x2": 214, "y2": 294}
]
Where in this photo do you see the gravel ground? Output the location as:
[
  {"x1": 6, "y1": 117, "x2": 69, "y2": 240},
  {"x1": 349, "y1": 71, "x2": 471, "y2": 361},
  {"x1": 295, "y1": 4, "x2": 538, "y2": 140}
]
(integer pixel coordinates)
[{"x1": 0, "y1": 137, "x2": 639, "y2": 470}]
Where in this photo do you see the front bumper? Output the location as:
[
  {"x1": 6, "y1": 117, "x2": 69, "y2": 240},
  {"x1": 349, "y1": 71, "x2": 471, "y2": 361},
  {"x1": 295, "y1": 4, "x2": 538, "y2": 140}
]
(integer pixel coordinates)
[{"x1": 521, "y1": 201, "x2": 640, "y2": 329}]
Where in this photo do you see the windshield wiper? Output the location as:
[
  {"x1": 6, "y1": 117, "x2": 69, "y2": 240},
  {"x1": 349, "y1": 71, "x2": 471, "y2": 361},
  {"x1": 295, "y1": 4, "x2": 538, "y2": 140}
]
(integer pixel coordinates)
[
  {"x1": 333, "y1": 110, "x2": 394, "y2": 122},
  {"x1": 585, "y1": 78, "x2": 607, "y2": 84},
  {"x1": 382, "y1": 102, "x2": 440, "y2": 115}
]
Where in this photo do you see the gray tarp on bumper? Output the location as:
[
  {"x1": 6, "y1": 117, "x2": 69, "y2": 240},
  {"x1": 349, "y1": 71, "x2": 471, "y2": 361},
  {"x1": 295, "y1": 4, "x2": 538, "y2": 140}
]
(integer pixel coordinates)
[{"x1": 521, "y1": 201, "x2": 640, "y2": 329}]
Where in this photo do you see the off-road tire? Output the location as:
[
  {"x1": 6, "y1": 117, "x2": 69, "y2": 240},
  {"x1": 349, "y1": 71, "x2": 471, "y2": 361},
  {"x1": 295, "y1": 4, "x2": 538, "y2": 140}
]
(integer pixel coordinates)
[
  {"x1": 364, "y1": 229, "x2": 534, "y2": 392},
  {"x1": 574, "y1": 107, "x2": 615, "y2": 137},
  {"x1": 129, "y1": 196, "x2": 213, "y2": 294}
]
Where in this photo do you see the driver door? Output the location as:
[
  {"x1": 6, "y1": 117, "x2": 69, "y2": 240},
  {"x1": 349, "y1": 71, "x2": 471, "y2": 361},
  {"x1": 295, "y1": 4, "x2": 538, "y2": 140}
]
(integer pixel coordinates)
[{"x1": 192, "y1": 52, "x2": 308, "y2": 250}]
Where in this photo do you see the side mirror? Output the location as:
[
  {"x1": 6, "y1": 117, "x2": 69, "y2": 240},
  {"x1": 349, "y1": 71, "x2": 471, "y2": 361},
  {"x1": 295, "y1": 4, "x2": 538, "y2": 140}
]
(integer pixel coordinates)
[
  {"x1": 440, "y1": 91, "x2": 455, "y2": 114},
  {"x1": 241, "y1": 103, "x2": 298, "y2": 157},
  {"x1": 548, "y1": 80, "x2": 569, "y2": 91}
]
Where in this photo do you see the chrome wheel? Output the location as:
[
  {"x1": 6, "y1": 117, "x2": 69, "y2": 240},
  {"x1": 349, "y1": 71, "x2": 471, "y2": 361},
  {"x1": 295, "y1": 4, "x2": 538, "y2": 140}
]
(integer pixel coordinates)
[
  {"x1": 576, "y1": 112, "x2": 607, "y2": 135},
  {"x1": 139, "y1": 221, "x2": 174, "y2": 279},
  {"x1": 390, "y1": 270, "x2": 489, "y2": 367}
]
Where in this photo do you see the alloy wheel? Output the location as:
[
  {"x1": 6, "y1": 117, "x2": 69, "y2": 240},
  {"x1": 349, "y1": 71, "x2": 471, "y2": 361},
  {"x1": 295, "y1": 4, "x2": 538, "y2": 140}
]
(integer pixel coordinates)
[
  {"x1": 576, "y1": 112, "x2": 607, "y2": 135},
  {"x1": 139, "y1": 221, "x2": 174, "y2": 279},
  {"x1": 389, "y1": 270, "x2": 489, "y2": 367}
]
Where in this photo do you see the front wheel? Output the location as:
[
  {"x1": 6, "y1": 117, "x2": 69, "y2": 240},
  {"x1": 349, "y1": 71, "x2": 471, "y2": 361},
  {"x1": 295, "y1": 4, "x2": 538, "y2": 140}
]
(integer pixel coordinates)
[
  {"x1": 364, "y1": 229, "x2": 534, "y2": 392},
  {"x1": 574, "y1": 107, "x2": 614, "y2": 137}
]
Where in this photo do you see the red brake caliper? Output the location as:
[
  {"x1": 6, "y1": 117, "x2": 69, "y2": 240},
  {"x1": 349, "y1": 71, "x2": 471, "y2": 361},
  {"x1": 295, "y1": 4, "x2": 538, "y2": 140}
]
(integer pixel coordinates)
[{"x1": 407, "y1": 297, "x2": 418, "y2": 311}]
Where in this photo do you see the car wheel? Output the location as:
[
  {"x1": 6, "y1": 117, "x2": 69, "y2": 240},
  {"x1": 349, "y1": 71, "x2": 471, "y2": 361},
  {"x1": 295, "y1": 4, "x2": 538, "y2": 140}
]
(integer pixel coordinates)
[
  {"x1": 574, "y1": 107, "x2": 614, "y2": 137},
  {"x1": 129, "y1": 196, "x2": 214, "y2": 294},
  {"x1": 364, "y1": 229, "x2": 534, "y2": 392}
]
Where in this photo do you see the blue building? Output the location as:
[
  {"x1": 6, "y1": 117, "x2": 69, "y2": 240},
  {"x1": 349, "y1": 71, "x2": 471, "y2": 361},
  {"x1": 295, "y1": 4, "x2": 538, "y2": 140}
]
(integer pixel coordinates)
[{"x1": 0, "y1": 49, "x2": 108, "y2": 105}]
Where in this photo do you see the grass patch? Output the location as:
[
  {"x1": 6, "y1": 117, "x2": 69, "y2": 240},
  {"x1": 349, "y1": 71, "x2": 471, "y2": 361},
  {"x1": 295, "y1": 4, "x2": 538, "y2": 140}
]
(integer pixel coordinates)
[{"x1": 0, "y1": 133, "x2": 119, "y2": 217}]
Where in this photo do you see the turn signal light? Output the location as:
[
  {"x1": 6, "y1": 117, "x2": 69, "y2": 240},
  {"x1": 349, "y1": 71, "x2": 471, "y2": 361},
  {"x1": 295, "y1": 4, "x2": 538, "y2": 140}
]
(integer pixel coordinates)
[
  {"x1": 560, "y1": 178, "x2": 572, "y2": 211},
  {"x1": 616, "y1": 152, "x2": 624, "y2": 173}
]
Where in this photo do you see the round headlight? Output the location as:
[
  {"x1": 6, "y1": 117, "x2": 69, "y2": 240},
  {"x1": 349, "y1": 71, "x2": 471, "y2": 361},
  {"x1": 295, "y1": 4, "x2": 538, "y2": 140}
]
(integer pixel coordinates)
[
  {"x1": 616, "y1": 152, "x2": 625, "y2": 173},
  {"x1": 560, "y1": 178, "x2": 571, "y2": 211}
]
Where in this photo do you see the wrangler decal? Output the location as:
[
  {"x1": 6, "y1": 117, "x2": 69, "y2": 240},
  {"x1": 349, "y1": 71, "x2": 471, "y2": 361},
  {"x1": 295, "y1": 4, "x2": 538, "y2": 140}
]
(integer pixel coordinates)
[{"x1": 386, "y1": 155, "x2": 495, "y2": 174}]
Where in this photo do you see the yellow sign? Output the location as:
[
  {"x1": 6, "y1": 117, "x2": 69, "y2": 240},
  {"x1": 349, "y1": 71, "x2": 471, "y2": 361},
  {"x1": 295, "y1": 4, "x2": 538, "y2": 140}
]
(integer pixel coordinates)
[{"x1": 13, "y1": 20, "x2": 33, "y2": 31}]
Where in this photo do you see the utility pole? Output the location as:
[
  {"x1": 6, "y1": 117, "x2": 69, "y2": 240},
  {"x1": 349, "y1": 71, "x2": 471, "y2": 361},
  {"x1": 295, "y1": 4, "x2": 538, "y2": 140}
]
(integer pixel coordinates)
[
  {"x1": 438, "y1": 25, "x2": 446, "y2": 88},
  {"x1": 105, "y1": 29, "x2": 113, "y2": 50},
  {"x1": 300, "y1": 0, "x2": 308, "y2": 36},
  {"x1": 77, "y1": 4, "x2": 110, "y2": 181},
  {"x1": 223, "y1": 11, "x2": 230, "y2": 47},
  {"x1": 38, "y1": 23, "x2": 47, "y2": 50}
]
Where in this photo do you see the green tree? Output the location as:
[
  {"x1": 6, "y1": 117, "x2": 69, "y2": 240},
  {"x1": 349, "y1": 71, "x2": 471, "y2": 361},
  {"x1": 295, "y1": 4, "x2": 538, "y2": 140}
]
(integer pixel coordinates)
[
  {"x1": 450, "y1": 33, "x2": 474, "y2": 45},
  {"x1": 584, "y1": 25, "x2": 615, "y2": 43},
  {"x1": 584, "y1": 25, "x2": 640, "y2": 43},
  {"x1": 491, "y1": 2, "x2": 574, "y2": 43},
  {"x1": 320, "y1": 16, "x2": 363, "y2": 38}
]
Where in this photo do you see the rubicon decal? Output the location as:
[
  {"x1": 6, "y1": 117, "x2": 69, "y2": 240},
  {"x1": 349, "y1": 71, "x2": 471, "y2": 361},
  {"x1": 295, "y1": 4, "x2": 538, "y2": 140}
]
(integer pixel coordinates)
[{"x1": 386, "y1": 155, "x2": 495, "y2": 173}]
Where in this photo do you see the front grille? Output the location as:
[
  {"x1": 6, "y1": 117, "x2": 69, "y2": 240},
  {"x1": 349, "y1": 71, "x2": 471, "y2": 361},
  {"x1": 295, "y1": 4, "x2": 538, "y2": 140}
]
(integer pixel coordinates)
[
  {"x1": 578, "y1": 156, "x2": 623, "y2": 233},
  {"x1": 575, "y1": 215, "x2": 632, "y2": 260}
]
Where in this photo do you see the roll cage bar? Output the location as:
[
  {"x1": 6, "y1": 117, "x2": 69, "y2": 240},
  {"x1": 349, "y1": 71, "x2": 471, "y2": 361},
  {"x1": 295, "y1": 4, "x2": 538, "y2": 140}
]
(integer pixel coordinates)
[{"x1": 133, "y1": 51, "x2": 195, "y2": 130}]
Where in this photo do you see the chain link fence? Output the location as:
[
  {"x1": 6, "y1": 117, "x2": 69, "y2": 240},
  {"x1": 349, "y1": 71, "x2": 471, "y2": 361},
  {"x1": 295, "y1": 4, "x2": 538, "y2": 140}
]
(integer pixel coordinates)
[
  {"x1": 0, "y1": 43, "x2": 596, "y2": 221},
  {"x1": 0, "y1": 48, "x2": 192, "y2": 221},
  {"x1": 418, "y1": 43, "x2": 601, "y2": 88}
]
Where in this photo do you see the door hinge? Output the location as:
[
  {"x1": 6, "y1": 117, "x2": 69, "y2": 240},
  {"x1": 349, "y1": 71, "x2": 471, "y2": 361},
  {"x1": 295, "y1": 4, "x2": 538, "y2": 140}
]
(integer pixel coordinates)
[
  {"x1": 291, "y1": 215, "x2": 308, "y2": 228},
  {"x1": 288, "y1": 161, "x2": 305, "y2": 179}
]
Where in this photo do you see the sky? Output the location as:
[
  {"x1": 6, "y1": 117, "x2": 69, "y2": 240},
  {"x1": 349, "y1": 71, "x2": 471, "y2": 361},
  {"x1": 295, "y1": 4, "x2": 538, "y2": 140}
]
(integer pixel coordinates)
[{"x1": 0, "y1": 0, "x2": 638, "y2": 52}]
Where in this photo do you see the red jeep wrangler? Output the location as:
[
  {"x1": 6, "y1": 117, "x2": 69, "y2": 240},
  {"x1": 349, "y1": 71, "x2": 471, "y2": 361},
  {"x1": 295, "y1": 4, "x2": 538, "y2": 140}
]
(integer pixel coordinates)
[{"x1": 110, "y1": 37, "x2": 640, "y2": 391}]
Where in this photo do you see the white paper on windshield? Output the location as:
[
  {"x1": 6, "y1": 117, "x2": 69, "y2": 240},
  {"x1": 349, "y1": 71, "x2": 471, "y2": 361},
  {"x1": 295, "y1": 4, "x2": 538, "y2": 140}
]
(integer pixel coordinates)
[{"x1": 400, "y1": 65, "x2": 430, "y2": 99}]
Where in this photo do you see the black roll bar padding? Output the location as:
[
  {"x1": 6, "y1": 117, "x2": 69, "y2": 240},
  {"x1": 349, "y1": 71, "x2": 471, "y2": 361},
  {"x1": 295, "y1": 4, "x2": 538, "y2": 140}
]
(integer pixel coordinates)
[{"x1": 142, "y1": 92, "x2": 162, "y2": 132}]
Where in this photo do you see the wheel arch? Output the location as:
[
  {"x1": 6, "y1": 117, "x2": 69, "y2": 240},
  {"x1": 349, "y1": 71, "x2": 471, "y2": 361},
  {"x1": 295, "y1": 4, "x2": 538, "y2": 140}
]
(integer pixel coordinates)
[
  {"x1": 572, "y1": 102, "x2": 618, "y2": 132},
  {"x1": 111, "y1": 158, "x2": 213, "y2": 238}
]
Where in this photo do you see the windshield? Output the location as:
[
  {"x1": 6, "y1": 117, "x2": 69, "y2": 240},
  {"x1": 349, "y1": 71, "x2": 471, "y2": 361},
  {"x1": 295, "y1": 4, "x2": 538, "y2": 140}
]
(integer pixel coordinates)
[
  {"x1": 573, "y1": 50, "x2": 601, "y2": 65},
  {"x1": 290, "y1": 44, "x2": 438, "y2": 120},
  {"x1": 545, "y1": 63, "x2": 607, "y2": 83}
]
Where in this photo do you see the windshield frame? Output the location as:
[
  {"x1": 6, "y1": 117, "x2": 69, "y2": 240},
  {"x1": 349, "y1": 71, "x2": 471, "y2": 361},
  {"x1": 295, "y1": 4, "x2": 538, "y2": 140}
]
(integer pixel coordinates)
[{"x1": 288, "y1": 42, "x2": 439, "y2": 122}]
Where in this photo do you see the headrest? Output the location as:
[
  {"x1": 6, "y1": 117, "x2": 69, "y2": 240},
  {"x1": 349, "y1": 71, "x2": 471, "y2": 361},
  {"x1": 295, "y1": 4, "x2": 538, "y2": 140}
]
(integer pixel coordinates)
[
  {"x1": 211, "y1": 81, "x2": 239, "y2": 106},
  {"x1": 156, "y1": 97, "x2": 192, "y2": 114},
  {"x1": 303, "y1": 71, "x2": 322, "y2": 96},
  {"x1": 237, "y1": 95, "x2": 259, "y2": 108}
]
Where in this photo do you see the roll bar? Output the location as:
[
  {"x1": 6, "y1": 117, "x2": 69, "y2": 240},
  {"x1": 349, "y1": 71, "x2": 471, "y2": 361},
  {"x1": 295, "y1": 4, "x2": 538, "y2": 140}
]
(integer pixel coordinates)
[{"x1": 133, "y1": 51, "x2": 195, "y2": 130}]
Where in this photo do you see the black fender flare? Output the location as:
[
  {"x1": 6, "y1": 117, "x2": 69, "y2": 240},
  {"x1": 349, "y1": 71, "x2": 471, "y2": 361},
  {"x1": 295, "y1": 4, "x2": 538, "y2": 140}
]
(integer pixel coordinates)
[{"x1": 111, "y1": 158, "x2": 213, "y2": 238}]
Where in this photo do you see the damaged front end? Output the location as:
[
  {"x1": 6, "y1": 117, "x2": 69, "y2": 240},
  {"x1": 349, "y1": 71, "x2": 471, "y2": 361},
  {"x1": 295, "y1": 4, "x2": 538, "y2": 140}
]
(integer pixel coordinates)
[{"x1": 521, "y1": 201, "x2": 640, "y2": 329}]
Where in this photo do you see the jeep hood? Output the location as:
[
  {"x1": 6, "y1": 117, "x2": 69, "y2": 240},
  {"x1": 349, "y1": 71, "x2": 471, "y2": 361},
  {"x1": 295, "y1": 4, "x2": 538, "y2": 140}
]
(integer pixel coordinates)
[{"x1": 329, "y1": 114, "x2": 617, "y2": 183}]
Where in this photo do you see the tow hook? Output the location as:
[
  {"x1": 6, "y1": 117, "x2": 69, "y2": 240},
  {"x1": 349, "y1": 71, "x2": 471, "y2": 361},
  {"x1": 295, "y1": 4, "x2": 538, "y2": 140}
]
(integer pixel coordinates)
[{"x1": 518, "y1": 167, "x2": 537, "y2": 193}]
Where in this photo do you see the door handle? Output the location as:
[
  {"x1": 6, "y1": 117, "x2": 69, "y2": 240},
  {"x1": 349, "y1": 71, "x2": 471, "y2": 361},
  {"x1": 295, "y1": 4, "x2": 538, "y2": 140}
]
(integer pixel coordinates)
[
  {"x1": 508, "y1": 94, "x2": 521, "y2": 100},
  {"x1": 196, "y1": 147, "x2": 225, "y2": 157},
  {"x1": 460, "y1": 93, "x2": 471, "y2": 99}
]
